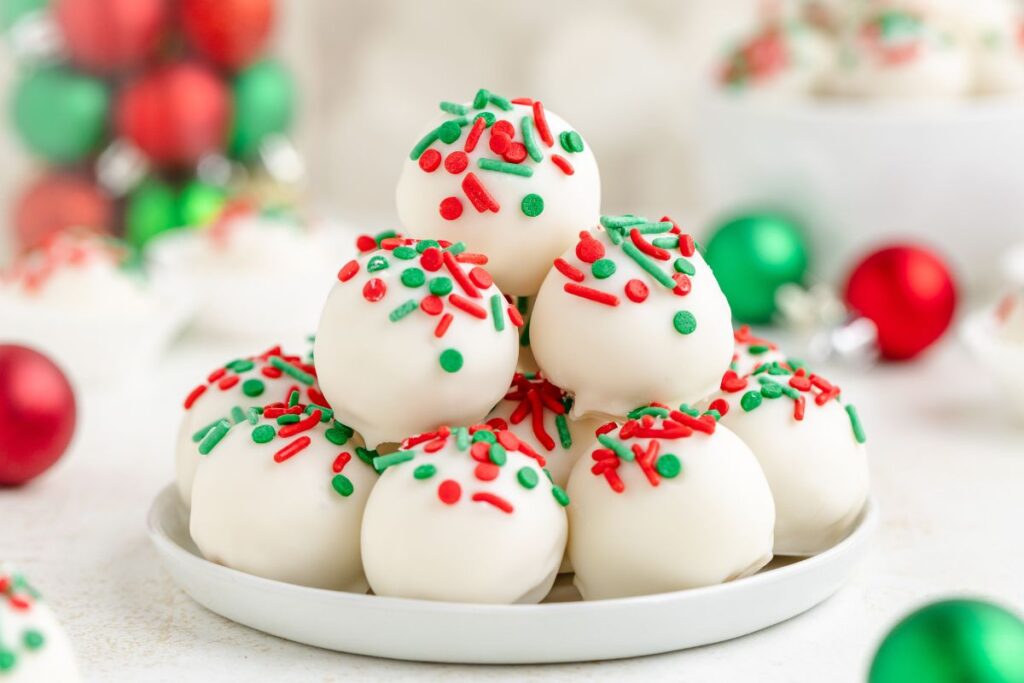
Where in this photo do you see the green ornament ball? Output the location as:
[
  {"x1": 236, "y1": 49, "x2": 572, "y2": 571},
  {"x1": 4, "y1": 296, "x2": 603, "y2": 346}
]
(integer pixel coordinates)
[
  {"x1": 704, "y1": 212, "x2": 809, "y2": 325},
  {"x1": 870, "y1": 599, "x2": 1024, "y2": 683},
  {"x1": 228, "y1": 59, "x2": 295, "y2": 160},
  {"x1": 178, "y1": 180, "x2": 226, "y2": 228},
  {"x1": 1, "y1": 0, "x2": 47, "y2": 32},
  {"x1": 10, "y1": 67, "x2": 110, "y2": 164},
  {"x1": 126, "y1": 179, "x2": 179, "y2": 249}
]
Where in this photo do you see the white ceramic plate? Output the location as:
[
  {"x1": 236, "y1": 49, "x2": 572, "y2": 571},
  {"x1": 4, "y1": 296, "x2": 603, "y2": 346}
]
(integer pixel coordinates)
[{"x1": 148, "y1": 484, "x2": 876, "y2": 664}]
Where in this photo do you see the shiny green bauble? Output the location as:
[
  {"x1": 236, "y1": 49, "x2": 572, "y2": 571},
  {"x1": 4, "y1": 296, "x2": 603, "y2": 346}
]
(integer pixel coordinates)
[
  {"x1": 870, "y1": 599, "x2": 1024, "y2": 683},
  {"x1": 10, "y1": 67, "x2": 109, "y2": 164},
  {"x1": 178, "y1": 180, "x2": 226, "y2": 228},
  {"x1": 126, "y1": 179, "x2": 178, "y2": 249},
  {"x1": 1, "y1": 0, "x2": 47, "y2": 32},
  {"x1": 228, "y1": 59, "x2": 295, "y2": 160},
  {"x1": 704, "y1": 212, "x2": 809, "y2": 325}
]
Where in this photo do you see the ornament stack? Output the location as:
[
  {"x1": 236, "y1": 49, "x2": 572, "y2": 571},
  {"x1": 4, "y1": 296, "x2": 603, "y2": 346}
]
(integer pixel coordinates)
[{"x1": 2, "y1": 0, "x2": 296, "y2": 253}]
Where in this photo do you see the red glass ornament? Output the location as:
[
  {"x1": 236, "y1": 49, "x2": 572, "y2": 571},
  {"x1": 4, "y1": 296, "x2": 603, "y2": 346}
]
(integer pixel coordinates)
[
  {"x1": 115, "y1": 62, "x2": 231, "y2": 167},
  {"x1": 54, "y1": 0, "x2": 169, "y2": 72},
  {"x1": 13, "y1": 173, "x2": 113, "y2": 253},
  {"x1": 180, "y1": 0, "x2": 274, "y2": 70},
  {"x1": 843, "y1": 244, "x2": 957, "y2": 361},
  {"x1": 0, "y1": 346, "x2": 77, "y2": 486}
]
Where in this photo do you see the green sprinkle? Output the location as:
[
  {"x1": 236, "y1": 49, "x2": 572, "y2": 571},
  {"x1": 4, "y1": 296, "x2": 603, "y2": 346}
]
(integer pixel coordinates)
[
  {"x1": 490, "y1": 294, "x2": 505, "y2": 331},
  {"x1": 474, "y1": 111, "x2": 496, "y2": 126},
  {"x1": 242, "y1": 378, "x2": 265, "y2": 397},
  {"x1": 704, "y1": 409, "x2": 722, "y2": 421},
  {"x1": 559, "y1": 130, "x2": 584, "y2": 153},
  {"x1": 246, "y1": 407, "x2": 261, "y2": 425},
  {"x1": 489, "y1": 443, "x2": 507, "y2": 465},
  {"x1": 277, "y1": 414, "x2": 300, "y2": 425},
  {"x1": 454, "y1": 427, "x2": 470, "y2": 451},
  {"x1": 251, "y1": 424, "x2": 275, "y2": 443},
  {"x1": 600, "y1": 215, "x2": 648, "y2": 229},
  {"x1": 741, "y1": 391, "x2": 763, "y2": 411},
  {"x1": 673, "y1": 258, "x2": 695, "y2": 275},
  {"x1": 324, "y1": 426, "x2": 350, "y2": 445},
  {"x1": 472, "y1": 429, "x2": 497, "y2": 444},
  {"x1": 0, "y1": 650, "x2": 14, "y2": 672},
  {"x1": 226, "y1": 359, "x2": 254, "y2": 373},
  {"x1": 673, "y1": 310, "x2": 697, "y2": 335},
  {"x1": 607, "y1": 227, "x2": 624, "y2": 245},
  {"x1": 652, "y1": 236, "x2": 680, "y2": 249},
  {"x1": 628, "y1": 405, "x2": 671, "y2": 419},
  {"x1": 592, "y1": 258, "x2": 616, "y2": 279},
  {"x1": 597, "y1": 433, "x2": 634, "y2": 461},
  {"x1": 288, "y1": 389, "x2": 301, "y2": 406},
  {"x1": 367, "y1": 255, "x2": 389, "y2": 272},
  {"x1": 520, "y1": 193, "x2": 544, "y2": 217},
  {"x1": 393, "y1": 246, "x2": 418, "y2": 260},
  {"x1": 517, "y1": 467, "x2": 539, "y2": 489},
  {"x1": 846, "y1": 404, "x2": 867, "y2": 444},
  {"x1": 305, "y1": 403, "x2": 334, "y2": 422},
  {"x1": 438, "y1": 120, "x2": 463, "y2": 144},
  {"x1": 22, "y1": 630, "x2": 44, "y2": 650},
  {"x1": 373, "y1": 230, "x2": 398, "y2": 245},
  {"x1": 622, "y1": 242, "x2": 676, "y2": 289},
  {"x1": 198, "y1": 420, "x2": 231, "y2": 455},
  {"x1": 414, "y1": 464, "x2": 437, "y2": 480},
  {"x1": 551, "y1": 485, "x2": 570, "y2": 507},
  {"x1": 440, "y1": 349, "x2": 463, "y2": 373},
  {"x1": 230, "y1": 405, "x2": 246, "y2": 424},
  {"x1": 521, "y1": 116, "x2": 544, "y2": 162},
  {"x1": 409, "y1": 128, "x2": 439, "y2": 160},
  {"x1": 331, "y1": 474, "x2": 354, "y2": 497},
  {"x1": 192, "y1": 419, "x2": 221, "y2": 443},
  {"x1": 555, "y1": 414, "x2": 572, "y2": 449},
  {"x1": 634, "y1": 221, "x2": 675, "y2": 234},
  {"x1": 782, "y1": 386, "x2": 802, "y2": 401},
  {"x1": 488, "y1": 92, "x2": 513, "y2": 111},
  {"x1": 749, "y1": 344, "x2": 770, "y2": 355},
  {"x1": 761, "y1": 382, "x2": 784, "y2": 399},
  {"x1": 416, "y1": 239, "x2": 440, "y2": 253},
  {"x1": 389, "y1": 299, "x2": 419, "y2": 322},
  {"x1": 374, "y1": 450, "x2": 415, "y2": 473},
  {"x1": 655, "y1": 453, "x2": 682, "y2": 478},
  {"x1": 355, "y1": 446, "x2": 377, "y2": 465},
  {"x1": 440, "y1": 101, "x2": 469, "y2": 115},
  {"x1": 401, "y1": 267, "x2": 426, "y2": 288},
  {"x1": 428, "y1": 276, "x2": 453, "y2": 296},
  {"x1": 270, "y1": 356, "x2": 315, "y2": 386},
  {"x1": 478, "y1": 158, "x2": 533, "y2": 177},
  {"x1": 473, "y1": 88, "x2": 490, "y2": 109},
  {"x1": 677, "y1": 404, "x2": 700, "y2": 417},
  {"x1": 447, "y1": 241, "x2": 466, "y2": 255}
]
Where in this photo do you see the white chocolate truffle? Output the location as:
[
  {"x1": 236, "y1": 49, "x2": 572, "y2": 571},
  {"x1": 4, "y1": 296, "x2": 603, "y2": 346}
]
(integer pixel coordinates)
[
  {"x1": 314, "y1": 239, "x2": 520, "y2": 448},
  {"x1": 176, "y1": 347, "x2": 324, "y2": 506},
  {"x1": 567, "y1": 407, "x2": 775, "y2": 600},
  {"x1": 968, "y1": 3, "x2": 1024, "y2": 94},
  {"x1": 996, "y1": 289, "x2": 1024, "y2": 343},
  {"x1": 530, "y1": 217, "x2": 734, "y2": 419},
  {"x1": 396, "y1": 89, "x2": 600, "y2": 296},
  {"x1": 719, "y1": 20, "x2": 836, "y2": 96},
  {"x1": 361, "y1": 424, "x2": 569, "y2": 604},
  {"x1": 485, "y1": 373, "x2": 601, "y2": 488},
  {"x1": 731, "y1": 325, "x2": 788, "y2": 376},
  {"x1": 712, "y1": 360, "x2": 869, "y2": 556},
  {"x1": 0, "y1": 565, "x2": 80, "y2": 682},
  {"x1": 828, "y1": 7, "x2": 971, "y2": 98},
  {"x1": 190, "y1": 403, "x2": 377, "y2": 591}
]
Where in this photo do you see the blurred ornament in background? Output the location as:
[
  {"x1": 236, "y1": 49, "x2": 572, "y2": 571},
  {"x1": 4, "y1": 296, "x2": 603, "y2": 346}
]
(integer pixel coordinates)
[
  {"x1": 0, "y1": 344, "x2": 77, "y2": 486},
  {"x1": 125, "y1": 178, "x2": 179, "y2": 248},
  {"x1": 95, "y1": 139, "x2": 150, "y2": 197},
  {"x1": 13, "y1": 172, "x2": 113, "y2": 253},
  {"x1": 115, "y1": 62, "x2": 231, "y2": 168},
  {"x1": 54, "y1": 0, "x2": 169, "y2": 73},
  {"x1": 2, "y1": 0, "x2": 62, "y2": 63},
  {"x1": 843, "y1": 244, "x2": 957, "y2": 361},
  {"x1": 180, "y1": 0, "x2": 274, "y2": 70},
  {"x1": 178, "y1": 179, "x2": 227, "y2": 228},
  {"x1": 704, "y1": 211, "x2": 809, "y2": 324},
  {"x1": 870, "y1": 599, "x2": 1024, "y2": 683},
  {"x1": 11, "y1": 66, "x2": 110, "y2": 164},
  {"x1": 228, "y1": 59, "x2": 294, "y2": 160},
  {"x1": 0, "y1": 0, "x2": 48, "y2": 32}
]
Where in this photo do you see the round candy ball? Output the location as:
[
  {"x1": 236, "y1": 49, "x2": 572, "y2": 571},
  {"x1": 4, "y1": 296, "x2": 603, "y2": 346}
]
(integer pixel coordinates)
[
  {"x1": 0, "y1": 345, "x2": 76, "y2": 486},
  {"x1": 54, "y1": 0, "x2": 168, "y2": 72},
  {"x1": 228, "y1": 59, "x2": 294, "y2": 160},
  {"x1": 180, "y1": 0, "x2": 274, "y2": 70},
  {"x1": 11, "y1": 67, "x2": 109, "y2": 164},
  {"x1": 13, "y1": 173, "x2": 113, "y2": 253},
  {"x1": 843, "y1": 244, "x2": 956, "y2": 361},
  {"x1": 870, "y1": 599, "x2": 1024, "y2": 683},
  {"x1": 125, "y1": 178, "x2": 178, "y2": 248},
  {"x1": 396, "y1": 89, "x2": 601, "y2": 297},
  {"x1": 704, "y1": 212, "x2": 809, "y2": 324},
  {"x1": 314, "y1": 239, "x2": 519, "y2": 448},
  {"x1": 115, "y1": 62, "x2": 231, "y2": 167}
]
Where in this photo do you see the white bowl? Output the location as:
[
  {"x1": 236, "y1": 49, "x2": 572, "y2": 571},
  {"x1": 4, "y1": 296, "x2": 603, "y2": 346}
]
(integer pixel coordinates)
[
  {"x1": 147, "y1": 484, "x2": 876, "y2": 663},
  {"x1": 695, "y1": 92, "x2": 1024, "y2": 288}
]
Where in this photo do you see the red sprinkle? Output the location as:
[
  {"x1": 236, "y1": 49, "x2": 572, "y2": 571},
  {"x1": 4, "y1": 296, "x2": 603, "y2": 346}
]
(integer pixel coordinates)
[
  {"x1": 551, "y1": 154, "x2": 574, "y2": 175},
  {"x1": 420, "y1": 295, "x2": 443, "y2": 315},
  {"x1": 420, "y1": 246, "x2": 444, "y2": 271},
  {"x1": 455, "y1": 252, "x2": 488, "y2": 265},
  {"x1": 184, "y1": 384, "x2": 206, "y2": 410},
  {"x1": 498, "y1": 429, "x2": 520, "y2": 450},
  {"x1": 679, "y1": 234, "x2": 696, "y2": 257},
  {"x1": 794, "y1": 395, "x2": 806, "y2": 421},
  {"x1": 471, "y1": 491, "x2": 514, "y2": 514},
  {"x1": 332, "y1": 452, "x2": 351, "y2": 473},
  {"x1": 470, "y1": 441, "x2": 491, "y2": 463},
  {"x1": 672, "y1": 273, "x2": 692, "y2": 296},
  {"x1": 444, "y1": 250, "x2": 480, "y2": 298},
  {"x1": 511, "y1": 97, "x2": 533, "y2": 105},
  {"x1": 278, "y1": 410, "x2": 321, "y2": 437},
  {"x1": 419, "y1": 148, "x2": 442, "y2": 172},
  {"x1": 308, "y1": 387, "x2": 328, "y2": 406},
  {"x1": 625, "y1": 279, "x2": 649, "y2": 303},
  {"x1": 489, "y1": 132, "x2": 511, "y2": 155},
  {"x1": 630, "y1": 228, "x2": 671, "y2": 261},
  {"x1": 208, "y1": 367, "x2": 227, "y2": 382},
  {"x1": 262, "y1": 366, "x2": 283, "y2": 379},
  {"x1": 464, "y1": 117, "x2": 486, "y2": 153},
  {"x1": 439, "y1": 196, "x2": 464, "y2": 220},
  {"x1": 434, "y1": 313, "x2": 454, "y2": 338},
  {"x1": 670, "y1": 410, "x2": 716, "y2": 435},
  {"x1": 444, "y1": 151, "x2": 469, "y2": 174},
  {"x1": 507, "y1": 305, "x2": 524, "y2": 327},
  {"x1": 576, "y1": 235, "x2": 605, "y2": 263},
  {"x1": 492, "y1": 120, "x2": 515, "y2": 138},
  {"x1": 449, "y1": 293, "x2": 488, "y2": 319},
  {"x1": 532, "y1": 101, "x2": 554, "y2": 147},
  {"x1": 596, "y1": 422, "x2": 617, "y2": 436},
  {"x1": 338, "y1": 260, "x2": 359, "y2": 282},
  {"x1": 218, "y1": 375, "x2": 239, "y2": 391},
  {"x1": 468, "y1": 267, "x2": 493, "y2": 289},
  {"x1": 709, "y1": 398, "x2": 730, "y2": 417},
  {"x1": 423, "y1": 437, "x2": 447, "y2": 453},
  {"x1": 503, "y1": 142, "x2": 527, "y2": 164},
  {"x1": 474, "y1": 462, "x2": 500, "y2": 481},
  {"x1": 356, "y1": 235, "x2": 378, "y2": 252},
  {"x1": 363, "y1": 278, "x2": 387, "y2": 302},
  {"x1": 564, "y1": 282, "x2": 620, "y2": 307},
  {"x1": 462, "y1": 173, "x2": 500, "y2": 213},
  {"x1": 721, "y1": 371, "x2": 748, "y2": 392},
  {"x1": 438, "y1": 479, "x2": 462, "y2": 504},
  {"x1": 554, "y1": 257, "x2": 586, "y2": 282},
  {"x1": 274, "y1": 436, "x2": 311, "y2": 463}
]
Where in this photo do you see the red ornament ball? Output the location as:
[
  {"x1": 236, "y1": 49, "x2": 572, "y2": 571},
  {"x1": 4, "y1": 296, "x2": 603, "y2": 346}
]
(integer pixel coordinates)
[
  {"x1": 13, "y1": 173, "x2": 113, "y2": 253},
  {"x1": 0, "y1": 345, "x2": 77, "y2": 486},
  {"x1": 180, "y1": 0, "x2": 274, "y2": 70},
  {"x1": 843, "y1": 244, "x2": 957, "y2": 361},
  {"x1": 115, "y1": 62, "x2": 231, "y2": 167},
  {"x1": 54, "y1": 0, "x2": 169, "y2": 72}
]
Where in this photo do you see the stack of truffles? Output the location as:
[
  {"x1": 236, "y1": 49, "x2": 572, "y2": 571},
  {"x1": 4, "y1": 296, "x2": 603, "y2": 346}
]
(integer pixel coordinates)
[{"x1": 174, "y1": 89, "x2": 870, "y2": 604}]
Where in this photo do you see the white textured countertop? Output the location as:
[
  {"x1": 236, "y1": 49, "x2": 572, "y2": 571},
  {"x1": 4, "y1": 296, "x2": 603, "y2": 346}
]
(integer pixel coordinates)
[{"x1": 3, "y1": 332, "x2": 1023, "y2": 682}]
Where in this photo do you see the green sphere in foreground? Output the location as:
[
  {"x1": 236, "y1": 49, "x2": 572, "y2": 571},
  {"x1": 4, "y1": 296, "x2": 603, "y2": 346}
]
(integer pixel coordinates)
[
  {"x1": 704, "y1": 212, "x2": 809, "y2": 324},
  {"x1": 870, "y1": 599, "x2": 1024, "y2": 683}
]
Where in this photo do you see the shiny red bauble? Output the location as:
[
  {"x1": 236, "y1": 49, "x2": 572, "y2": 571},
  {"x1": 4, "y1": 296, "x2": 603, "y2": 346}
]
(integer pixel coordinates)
[
  {"x1": 13, "y1": 173, "x2": 113, "y2": 253},
  {"x1": 843, "y1": 244, "x2": 957, "y2": 361},
  {"x1": 180, "y1": 0, "x2": 274, "y2": 70},
  {"x1": 0, "y1": 346, "x2": 77, "y2": 486},
  {"x1": 115, "y1": 62, "x2": 231, "y2": 167},
  {"x1": 54, "y1": 0, "x2": 169, "y2": 72}
]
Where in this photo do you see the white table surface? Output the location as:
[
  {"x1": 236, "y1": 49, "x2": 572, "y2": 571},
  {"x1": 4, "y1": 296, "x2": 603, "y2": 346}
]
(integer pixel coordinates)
[{"x1": 3, "y1": 330, "x2": 1023, "y2": 682}]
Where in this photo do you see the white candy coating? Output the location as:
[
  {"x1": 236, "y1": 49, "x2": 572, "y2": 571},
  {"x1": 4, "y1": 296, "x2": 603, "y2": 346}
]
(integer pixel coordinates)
[
  {"x1": 190, "y1": 413, "x2": 377, "y2": 592},
  {"x1": 396, "y1": 96, "x2": 600, "y2": 296},
  {"x1": 0, "y1": 565, "x2": 80, "y2": 683},
  {"x1": 967, "y1": 2, "x2": 1024, "y2": 94},
  {"x1": 530, "y1": 225, "x2": 734, "y2": 419},
  {"x1": 567, "y1": 418, "x2": 775, "y2": 600},
  {"x1": 731, "y1": 326, "x2": 787, "y2": 376},
  {"x1": 314, "y1": 242, "x2": 519, "y2": 448},
  {"x1": 361, "y1": 427, "x2": 568, "y2": 603}
]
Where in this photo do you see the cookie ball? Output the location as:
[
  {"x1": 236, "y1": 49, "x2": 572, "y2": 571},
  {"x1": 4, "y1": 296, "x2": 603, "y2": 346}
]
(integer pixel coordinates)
[
  {"x1": 719, "y1": 20, "x2": 836, "y2": 96},
  {"x1": 0, "y1": 564, "x2": 80, "y2": 682},
  {"x1": 731, "y1": 325, "x2": 788, "y2": 375}
]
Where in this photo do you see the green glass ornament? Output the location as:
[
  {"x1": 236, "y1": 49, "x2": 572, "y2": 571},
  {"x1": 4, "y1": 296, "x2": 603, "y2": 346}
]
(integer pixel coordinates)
[
  {"x1": 870, "y1": 599, "x2": 1024, "y2": 683},
  {"x1": 178, "y1": 180, "x2": 226, "y2": 228},
  {"x1": 10, "y1": 67, "x2": 109, "y2": 164},
  {"x1": 228, "y1": 59, "x2": 295, "y2": 160},
  {"x1": 704, "y1": 212, "x2": 809, "y2": 325},
  {"x1": 125, "y1": 179, "x2": 178, "y2": 248},
  {"x1": 1, "y1": 0, "x2": 47, "y2": 32}
]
